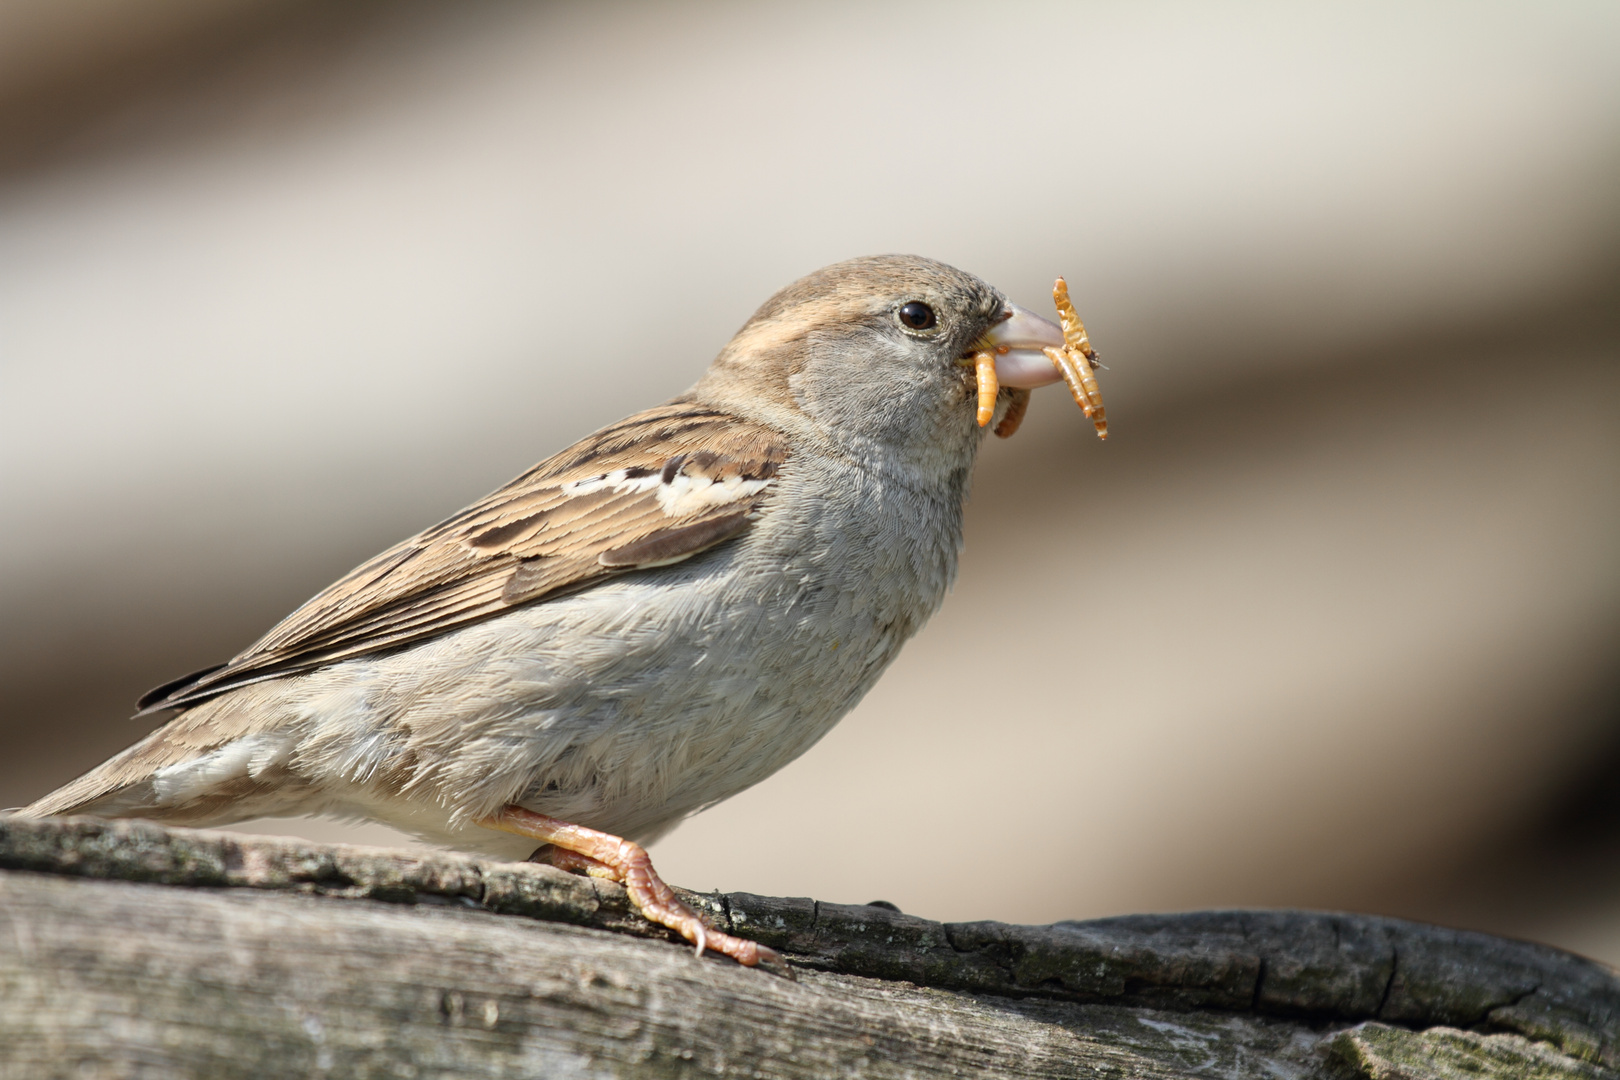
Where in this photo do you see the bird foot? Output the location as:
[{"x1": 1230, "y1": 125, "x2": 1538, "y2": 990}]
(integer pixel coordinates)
[{"x1": 483, "y1": 805, "x2": 782, "y2": 970}]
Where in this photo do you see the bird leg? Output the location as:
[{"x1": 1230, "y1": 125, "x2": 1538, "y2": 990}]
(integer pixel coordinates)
[
  {"x1": 528, "y1": 843, "x2": 618, "y2": 880},
  {"x1": 478, "y1": 805, "x2": 780, "y2": 968}
]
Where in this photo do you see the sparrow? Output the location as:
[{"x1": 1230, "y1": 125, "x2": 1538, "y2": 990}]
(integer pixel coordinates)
[{"x1": 24, "y1": 254, "x2": 1074, "y2": 966}]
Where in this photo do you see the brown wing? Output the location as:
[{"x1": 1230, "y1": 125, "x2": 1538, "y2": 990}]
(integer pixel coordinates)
[{"x1": 139, "y1": 401, "x2": 788, "y2": 714}]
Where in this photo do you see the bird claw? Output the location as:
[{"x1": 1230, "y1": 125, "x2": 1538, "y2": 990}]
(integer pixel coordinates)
[{"x1": 484, "y1": 806, "x2": 782, "y2": 970}]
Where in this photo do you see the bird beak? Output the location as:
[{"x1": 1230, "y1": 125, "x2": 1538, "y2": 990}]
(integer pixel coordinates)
[{"x1": 981, "y1": 303, "x2": 1066, "y2": 388}]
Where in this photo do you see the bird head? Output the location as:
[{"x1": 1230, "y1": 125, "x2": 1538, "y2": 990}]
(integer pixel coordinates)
[{"x1": 691, "y1": 254, "x2": 1064, "y2": 483}]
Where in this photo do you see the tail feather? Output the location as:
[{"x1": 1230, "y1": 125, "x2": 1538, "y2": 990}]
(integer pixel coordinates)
[
  {"x1": 24, "y1": 735, "x2": 193, "y2": 820},
  {"x1": 22, "y1": 700, "x2": 307, "y2": 827}
]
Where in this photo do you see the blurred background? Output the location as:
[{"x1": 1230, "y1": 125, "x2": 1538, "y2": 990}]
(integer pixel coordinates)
[{"x1": 2, "y1": 1, "x2": 1618, "y2": 963}]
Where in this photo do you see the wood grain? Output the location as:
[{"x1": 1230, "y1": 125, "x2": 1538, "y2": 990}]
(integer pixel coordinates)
[{"x1": 2, "y1": 816, "x2": 1615, "y2": 1079}]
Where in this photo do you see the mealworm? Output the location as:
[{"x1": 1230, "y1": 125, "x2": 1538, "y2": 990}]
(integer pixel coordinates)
[
  {"x1": 974, "y1": 350, "x2": 999, "y2": 428},
  {"x1": 1049, "y1": 277, "x2": 1107, "y2": 440},
  {"x1": 994, "y1": 387, "x2": 1031, "y2": 438}
]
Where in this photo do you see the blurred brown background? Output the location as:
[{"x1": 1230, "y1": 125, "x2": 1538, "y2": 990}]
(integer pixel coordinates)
[{"x1": 2, "y1": 2, "x2": 1617, "y2": 963}]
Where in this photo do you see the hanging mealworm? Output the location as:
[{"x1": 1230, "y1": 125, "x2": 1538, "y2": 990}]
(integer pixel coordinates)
[
  {"x1": 973, "y1": 351, "x2": 999, "y2": 428},
  {"x1": 994, "y1": 387, "x2": 1031, "y2": 438},
  {"x1": 1044, "y1": 276, "x2": 1108, "y2": 440}
]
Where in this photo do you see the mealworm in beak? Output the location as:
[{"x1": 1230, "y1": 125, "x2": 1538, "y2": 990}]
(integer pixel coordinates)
[
  {"x1": 1052, "y1": 278, "x2": 1094, "y2": 363},
  {"x1": 1050, "y1": 277, "x2": 1108, "y2": 440},
  {"x1": 994, "y1": 387, "x2": 1030, "y2": 438},
  {"x1": 1045, "y1": 346, "x2": 1090, "y2": 417},
  {"x1": 974, "y1": 351, "x2": 999, "y2": 428}
]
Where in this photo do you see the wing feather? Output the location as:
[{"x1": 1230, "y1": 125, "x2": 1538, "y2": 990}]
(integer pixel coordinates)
[{"x1": 139, "y1": 401, "x2": 787, "y2": 713}]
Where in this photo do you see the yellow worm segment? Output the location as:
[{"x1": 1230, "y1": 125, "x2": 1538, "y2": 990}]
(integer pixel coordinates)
[
  {"x1": 1044, "y1": 346, "x2": 1108, "y2": 440},
  {"x1": 974, "y1": 351, "x2": 999, "y2": 427},
  {"x1": 994, "y1": 387, "x2": 1031, "y2": 438},
  {"x1": 1046, "y1": 346, "x2": 1092, "y2": 418},
  {"x1": 1049, "y1": 277, "x2": 1108, "y2": 440},
  {"x1": 1052, "y1": 277, "x2": 1094, "y2": 362}
]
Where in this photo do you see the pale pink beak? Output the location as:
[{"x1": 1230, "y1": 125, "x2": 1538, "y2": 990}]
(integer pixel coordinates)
[{"x1": 984, "y1": 302, "x2": 1066, "y2": 388}]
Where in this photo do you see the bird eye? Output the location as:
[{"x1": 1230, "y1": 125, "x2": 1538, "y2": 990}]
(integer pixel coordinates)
[{"x1": 897, "y1": 301, "x2": 936, "y2": 330}]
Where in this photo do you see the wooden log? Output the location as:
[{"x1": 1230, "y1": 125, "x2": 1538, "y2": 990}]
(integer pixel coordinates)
[{"x1": 1, "y1": 816, "x2": 1615, "y2": 1079}]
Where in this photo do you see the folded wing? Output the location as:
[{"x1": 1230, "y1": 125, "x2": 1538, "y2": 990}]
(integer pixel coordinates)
[{"x1": 138, "y1": 401, "x2": 787, "y2": 714}]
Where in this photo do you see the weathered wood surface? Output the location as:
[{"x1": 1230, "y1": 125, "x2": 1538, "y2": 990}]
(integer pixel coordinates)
[{"x1": 1, "y1": 816, "x2": 1615, "y2": 1079}]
